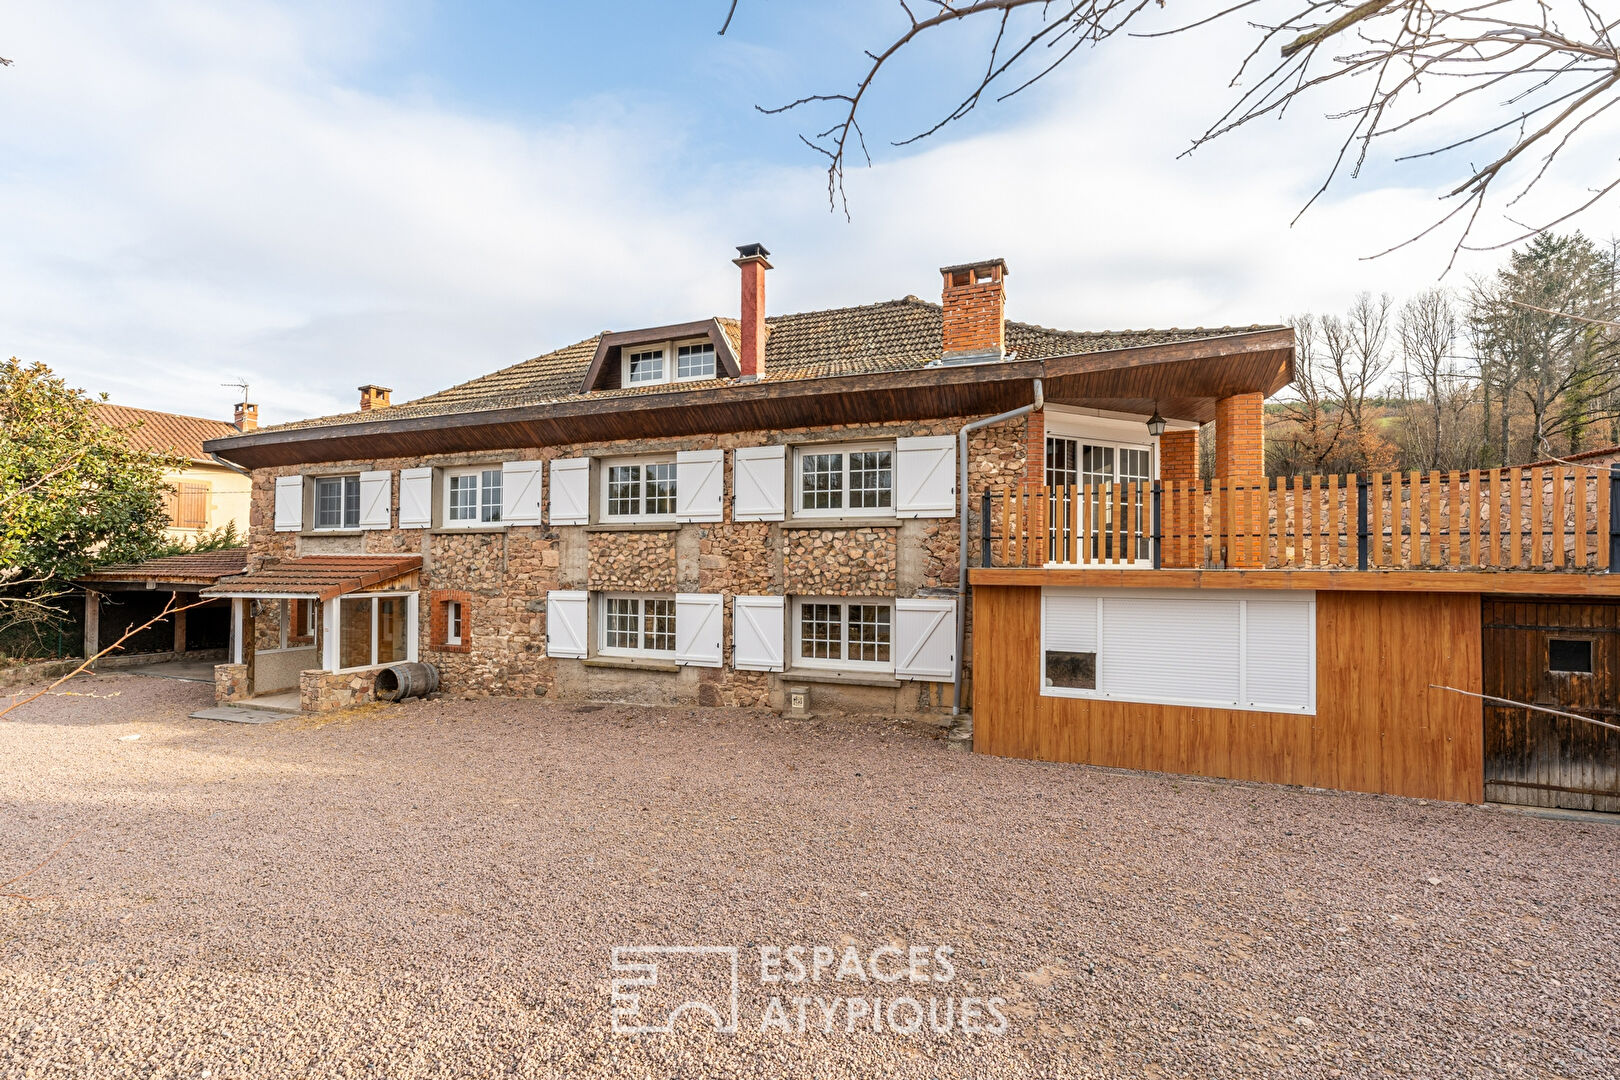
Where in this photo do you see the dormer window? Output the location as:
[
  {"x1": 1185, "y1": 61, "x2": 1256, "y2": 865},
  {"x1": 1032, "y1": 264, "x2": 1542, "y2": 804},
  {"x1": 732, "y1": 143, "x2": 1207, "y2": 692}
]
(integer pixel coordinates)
[
  {"x1": 619, "y1": 338, "x2": 717, "y2": 388},
  {"x1": 676, "y1": 342, "x2": 716, "y2": 380},
  {"x1": 627, "y1": 348, "x2": 666, "y2": 385}
]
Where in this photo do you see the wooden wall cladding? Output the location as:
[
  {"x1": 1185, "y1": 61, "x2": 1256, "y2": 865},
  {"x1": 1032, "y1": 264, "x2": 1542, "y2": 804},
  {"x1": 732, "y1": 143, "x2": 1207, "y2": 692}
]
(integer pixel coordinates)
[{"x1": 972, "y1": 586, "x2": 1484, "y2": 803}]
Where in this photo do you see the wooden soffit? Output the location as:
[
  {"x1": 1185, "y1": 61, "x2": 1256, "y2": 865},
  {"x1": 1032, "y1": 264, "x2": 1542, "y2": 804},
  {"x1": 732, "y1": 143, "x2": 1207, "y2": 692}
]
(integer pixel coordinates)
[{"x1": 207, "y1": 329, "x2": 1294, "y2": 469}]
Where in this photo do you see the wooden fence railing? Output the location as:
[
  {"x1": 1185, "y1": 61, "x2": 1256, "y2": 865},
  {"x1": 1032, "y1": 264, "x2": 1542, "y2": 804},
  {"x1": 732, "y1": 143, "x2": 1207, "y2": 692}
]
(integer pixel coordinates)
[{"x1": 982, "y1": 465, "x2": 1620, "y2": 573}]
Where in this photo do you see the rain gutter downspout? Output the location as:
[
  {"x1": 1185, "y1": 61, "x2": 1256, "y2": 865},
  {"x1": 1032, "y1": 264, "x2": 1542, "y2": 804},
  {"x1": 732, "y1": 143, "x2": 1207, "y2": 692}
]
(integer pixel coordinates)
[{"x1": 953, "y1": 377, "x2": 1042, "y2": 716}]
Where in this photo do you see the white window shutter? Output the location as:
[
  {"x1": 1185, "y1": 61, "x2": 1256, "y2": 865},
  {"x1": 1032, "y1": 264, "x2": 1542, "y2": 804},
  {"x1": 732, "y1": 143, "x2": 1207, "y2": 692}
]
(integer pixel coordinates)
[
  {"x1": 675, "y1": 593, "x2": 723, "y2": 667},
  {"x1": 398, "y1": 467, "x2": 433, "y2": 529},
  {"x1": 676, "y1": 449, "x2": 724, "y2": 523},
  {"x1": 734, "y1": 445, "x2": 786, "y2": 521},
  {"x1": 273, "y1": 475, "x2": 303, "y2": 532},
  {"x1": 732, "y1": 596, "x2": 785, "y2": 672},
  {"x1": 895, "y1": 435, "x2": 956, "y2": 518},
  {"x1": 549, "y1": 458, "x2": 589, "y2": 526},
  {"x1": 1243, "y1": 598, "x2": 1315, "y2": 712},
  {"x1": 894, "y1": 597, "x2": 957, "y2": 682},
  {"x1": 501, "y1": 460, "x2": 543, "y2": 525},
  {"x1": 358, "y1": 470, "x2": 392, "y2": 530},
  {"x1": 545, "y1": 590, "x2": 588, "y2": 658},
  {"x1": 1099, "y1": 595, "x2": 1242, "y2": 706}
]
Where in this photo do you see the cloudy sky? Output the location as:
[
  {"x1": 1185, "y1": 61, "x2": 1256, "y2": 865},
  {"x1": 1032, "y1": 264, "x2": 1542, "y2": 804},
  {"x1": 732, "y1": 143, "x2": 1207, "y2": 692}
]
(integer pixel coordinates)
[{"x1": 2, "y1": 2, "x2": 1611, "y2": 425}]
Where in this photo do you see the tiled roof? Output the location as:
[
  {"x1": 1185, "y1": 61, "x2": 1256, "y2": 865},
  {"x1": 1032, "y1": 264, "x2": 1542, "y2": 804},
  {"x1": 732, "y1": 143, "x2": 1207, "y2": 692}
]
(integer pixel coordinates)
[
  {"x1": 202, "y1": 555, "x2": 422, "y2": 602},
  {"x1": 243, "y1": 297, "x2": 1283, "y2": 436},
  {"x1": 95, "y1": 403, "x2": 242, "y2": 461},
  {"x1": 80, "y1": 548, "x2": 251, "y2": 585}
]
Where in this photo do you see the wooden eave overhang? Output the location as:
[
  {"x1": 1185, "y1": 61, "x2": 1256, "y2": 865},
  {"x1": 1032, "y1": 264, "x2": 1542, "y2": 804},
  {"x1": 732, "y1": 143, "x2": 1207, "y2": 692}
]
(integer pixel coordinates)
[
  {"x1": 204, "y1": 328, "x2": 1294, "y2": 470},
  {"x1": 579, "y1": 318, "x2": 742, "y2": 392},
  {"x1": 201, "y1": 555, "x2": 423, "y2": 602}
]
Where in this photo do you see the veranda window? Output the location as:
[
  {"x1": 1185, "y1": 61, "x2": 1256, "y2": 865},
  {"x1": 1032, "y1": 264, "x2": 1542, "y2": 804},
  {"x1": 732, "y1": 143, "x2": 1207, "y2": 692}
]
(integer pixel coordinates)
[{"x1": 334, "y1": 594, "x2": 416, "y2": 671}]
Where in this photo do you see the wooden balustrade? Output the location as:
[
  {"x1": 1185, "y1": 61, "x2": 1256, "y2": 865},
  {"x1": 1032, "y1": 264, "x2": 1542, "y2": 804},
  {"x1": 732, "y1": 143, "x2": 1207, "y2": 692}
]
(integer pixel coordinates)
[{"x1": 982, "y1": 465, "x2": 1619, "y2": 573}]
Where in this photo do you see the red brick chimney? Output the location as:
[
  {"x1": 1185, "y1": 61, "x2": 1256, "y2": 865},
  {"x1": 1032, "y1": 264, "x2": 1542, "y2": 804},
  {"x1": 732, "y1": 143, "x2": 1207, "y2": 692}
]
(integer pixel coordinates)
[
  {"x1": 940, "y1": 258, "x2": 1008, "y2": 361},
  {"x1": 733, "y1": 243, "x2": 771, "y2": 379},
  {"x1": 358, "y1": 384, "x2": 392, "y2": 411},
  {"x1": 233, "y1": 401, "x2": 258, "y2": 432}
]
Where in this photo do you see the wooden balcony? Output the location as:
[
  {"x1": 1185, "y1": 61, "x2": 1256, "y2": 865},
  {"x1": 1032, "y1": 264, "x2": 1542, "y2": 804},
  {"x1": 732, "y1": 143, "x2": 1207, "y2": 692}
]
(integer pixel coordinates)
[{"x1": 981, "y1": 464, "x2": 1620, "y2": 575}]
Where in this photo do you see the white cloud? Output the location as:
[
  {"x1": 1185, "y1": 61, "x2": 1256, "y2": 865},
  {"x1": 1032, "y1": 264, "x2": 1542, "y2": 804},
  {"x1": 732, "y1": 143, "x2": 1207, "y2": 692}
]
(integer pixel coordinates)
[{"x1": 1, "y1": 3, "x2": 1611, "y2": 426}]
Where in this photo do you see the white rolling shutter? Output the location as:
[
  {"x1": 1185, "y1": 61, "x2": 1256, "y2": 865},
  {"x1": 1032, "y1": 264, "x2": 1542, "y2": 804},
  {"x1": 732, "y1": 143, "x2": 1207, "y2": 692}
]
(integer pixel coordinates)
[
  {"x1": 398, "y1": 467, "x2": 433, "y2": 529},
  {"x1": 358, "y1": 470, "x2": 392, "y2": 530},
  {"x1": 545, "y1": 590, "x2": 588, "y2": 658},
  {"x1": 1098, "y1": 595, "x2": 1242, "y2": 706},
  {"x1": 732, "y1": 596, "x2": 785, "y2": 672},
  {"x1": 1243, "y1": 598, "x2": 1315, "y2": 712},
  {"x1": 734, "y1": 445, "x2": 786, "y2": 521},
  {"x1": 1043, "y1": 592, "x2": 1098, "y2": 652},
  {"x1": 894, "y1": 597, "x2": 957, "y2": 682},
  {"x1": 675, "y1": 449, "x2": 724, "y2": 523},
  {"x1": 895, "y1": 435, "x2": 956, "y2": 518},
  {"x1": 549, "y1": 458, "x2": 590, "y2": 526},
  {"x1": 501, "y1": 460, "x2": 543, "y2": 525},
  {"x1": 273, "y1": 475, "x2": 303, "y2": 532},
  {"x1": 675, "y1": 593, "x2": 723, "y2": 667}
]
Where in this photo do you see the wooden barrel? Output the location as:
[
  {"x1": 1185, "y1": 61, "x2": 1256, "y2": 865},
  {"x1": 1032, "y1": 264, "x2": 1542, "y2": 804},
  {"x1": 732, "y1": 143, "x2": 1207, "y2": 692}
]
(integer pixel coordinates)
[{"x1": 374, "y1": 662, "x2": 439, "y2": 702}]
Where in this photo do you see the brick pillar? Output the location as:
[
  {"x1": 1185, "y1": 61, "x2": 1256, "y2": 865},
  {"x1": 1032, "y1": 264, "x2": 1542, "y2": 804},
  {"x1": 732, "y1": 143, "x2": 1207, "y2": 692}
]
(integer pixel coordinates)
[
  {"x1": 1214, "y1": 393, "x2": 1265, "y2": 567},
  {"x1": 1024, "y1": 410, "x2": 1045, "y2": 486},
  {"x1": 1159, "y1": 428, "x2": 1199, "y2": 483}
]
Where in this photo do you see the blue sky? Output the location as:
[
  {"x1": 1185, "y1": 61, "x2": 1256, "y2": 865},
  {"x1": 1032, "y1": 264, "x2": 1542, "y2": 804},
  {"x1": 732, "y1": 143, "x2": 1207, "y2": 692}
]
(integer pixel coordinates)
[{"x1": 2, "y1": 2, "x2": 1609, "y2": 425}]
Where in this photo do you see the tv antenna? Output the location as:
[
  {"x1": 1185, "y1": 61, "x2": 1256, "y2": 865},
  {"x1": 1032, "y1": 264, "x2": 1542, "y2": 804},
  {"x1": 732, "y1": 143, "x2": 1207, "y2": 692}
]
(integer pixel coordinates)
[{"x1": 222, "y1": 378, "x2": 250, "y2": 402}]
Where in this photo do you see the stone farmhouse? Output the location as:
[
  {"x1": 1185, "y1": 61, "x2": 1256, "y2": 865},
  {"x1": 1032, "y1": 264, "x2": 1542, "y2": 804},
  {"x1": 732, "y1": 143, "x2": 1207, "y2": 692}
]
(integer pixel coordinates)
[{"x1": 201, "y1": 247, "x2": 1292, "y2": 717}]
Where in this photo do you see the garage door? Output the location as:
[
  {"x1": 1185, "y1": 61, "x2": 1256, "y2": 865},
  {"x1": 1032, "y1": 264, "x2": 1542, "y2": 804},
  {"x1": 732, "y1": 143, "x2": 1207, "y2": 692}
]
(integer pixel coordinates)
[{"x1": 1483, "y1": 599, "x2": 1620, "y2": 812}]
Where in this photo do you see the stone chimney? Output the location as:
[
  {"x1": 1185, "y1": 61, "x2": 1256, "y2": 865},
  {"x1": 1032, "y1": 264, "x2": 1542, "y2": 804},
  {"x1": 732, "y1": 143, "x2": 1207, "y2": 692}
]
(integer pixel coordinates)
[
  {"x1": 234, "y1": 401, "x2": 259, "y2": 432},
  {"x1": 732, "y1": 243, "x2": 771, "y2": 379},
  {"x1": 940, "y1": 258, "x2": 1008, "y2": 362},
  {"x1": 358, "y1": 384, "x2": 392, "y2": 411}
]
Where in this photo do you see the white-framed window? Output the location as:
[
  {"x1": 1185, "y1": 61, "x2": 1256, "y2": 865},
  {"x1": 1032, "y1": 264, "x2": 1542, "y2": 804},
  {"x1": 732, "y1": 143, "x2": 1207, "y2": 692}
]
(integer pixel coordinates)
[
  {"x1": 598, "y1": 593, "x2": 677, "y2": 658},
  {"x1": 794, "y1": 443, "x2": 893, "y2": 517},
  {"x1": 791, "y1": 597, "x2": 894, "y2": 672},
  {"x1": 331, "y1": 592, "x2": 418, "y2": 672},
  {"x1": 443, "y1": 466, "x2": 503, "y2": 527},
  {"x1": 313, "y1": 474, "x2": 360, "y2": 530},
  {"x1": 676, "y1": 342, "x2": 716, "y2": 380},
  {"x1": 1040, "y1": 588, "x2": 1315, "y2": 713},
  {"x1": 619, "y1": 338, "x2": 718, "y2": 387},
  {"x1": 446, "y1": 601, "x2": 464, "y2": 646},
  {"x1": 602, "y1": 456, "x2": 677, "y2": 521}
]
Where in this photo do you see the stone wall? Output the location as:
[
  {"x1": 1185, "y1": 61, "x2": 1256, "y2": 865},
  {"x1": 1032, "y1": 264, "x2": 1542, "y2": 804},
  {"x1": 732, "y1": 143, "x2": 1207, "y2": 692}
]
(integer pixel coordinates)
[
  {"x1": 300, "y1": 667, "x2": 376, "y2": 713},
  {"x1": 243, "y1": 413, "x2": 1029, "y2": 715},
  {"x1": 215, "y1": 663, "x2": 249, "y2": 702}
]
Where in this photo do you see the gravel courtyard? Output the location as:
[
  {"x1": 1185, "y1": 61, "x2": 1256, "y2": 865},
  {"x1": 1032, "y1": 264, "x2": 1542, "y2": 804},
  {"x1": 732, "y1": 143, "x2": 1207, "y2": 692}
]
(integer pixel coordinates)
[{"x1": 2, "y1": 674, "x2": 1618, "y2": 1079}]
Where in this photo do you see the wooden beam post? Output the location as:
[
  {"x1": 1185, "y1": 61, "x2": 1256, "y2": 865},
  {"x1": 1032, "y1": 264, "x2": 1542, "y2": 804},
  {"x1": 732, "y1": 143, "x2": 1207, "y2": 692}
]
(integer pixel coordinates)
[{"x1": 171, "y1": 592, "x2": 187, "y2": 654}]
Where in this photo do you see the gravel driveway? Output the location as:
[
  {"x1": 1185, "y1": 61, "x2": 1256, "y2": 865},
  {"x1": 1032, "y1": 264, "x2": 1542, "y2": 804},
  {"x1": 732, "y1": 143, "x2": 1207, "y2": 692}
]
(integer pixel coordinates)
[{"x1": 2, "y1": 674, "x2": 1617, "y2": 1079}]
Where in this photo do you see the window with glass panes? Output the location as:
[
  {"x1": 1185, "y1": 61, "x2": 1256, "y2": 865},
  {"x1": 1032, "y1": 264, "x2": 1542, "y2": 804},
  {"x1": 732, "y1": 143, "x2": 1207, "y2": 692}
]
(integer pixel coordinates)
[
  {"x1": 676, "y1": 342, "x2": 716, "y2": 379},
  {"x1": 604, "y1": 459, "x2": 676, "y2": 520},
  {"x1": 446, "y1": 467, "x2": 503, "y2": 525},
  {"x1": 796, "y1": 445, "x2": 893, "y2": 516},
  {"x1": 626, "y1": 348, "x2": 665, "y2": 385},
  {"x1": 314, "y1": 475, "x2": 360, "y2": 529},
  {"x1": 793, "y1": 598, "x2": 893, "y2": 669},
  {"x1": 601, "y1": 594, "x2": 676, "y2": 656}
]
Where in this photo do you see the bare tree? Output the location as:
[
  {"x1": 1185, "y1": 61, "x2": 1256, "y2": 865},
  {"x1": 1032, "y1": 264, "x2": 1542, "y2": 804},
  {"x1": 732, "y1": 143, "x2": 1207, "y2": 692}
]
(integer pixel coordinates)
[
  {"x1": 732, "y1": 2, "x2": 1620, "y2": 262},
  {"x1": 1270, "y1": 313, "x2": 1350, "y2": 474},
  {"x1": 1395, "y1": 287, "x2": 1473, "y2": 468}
]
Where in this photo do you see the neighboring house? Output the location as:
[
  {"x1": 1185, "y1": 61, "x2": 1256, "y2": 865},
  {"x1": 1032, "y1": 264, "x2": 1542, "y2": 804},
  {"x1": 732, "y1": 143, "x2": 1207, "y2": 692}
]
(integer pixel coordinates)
[
  {"x1": 201, "y1": 246, "x2": 1289, "y2": 717},
  {"x1": 96, "y1": 402, "x2": 257, "y2": 539}
]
